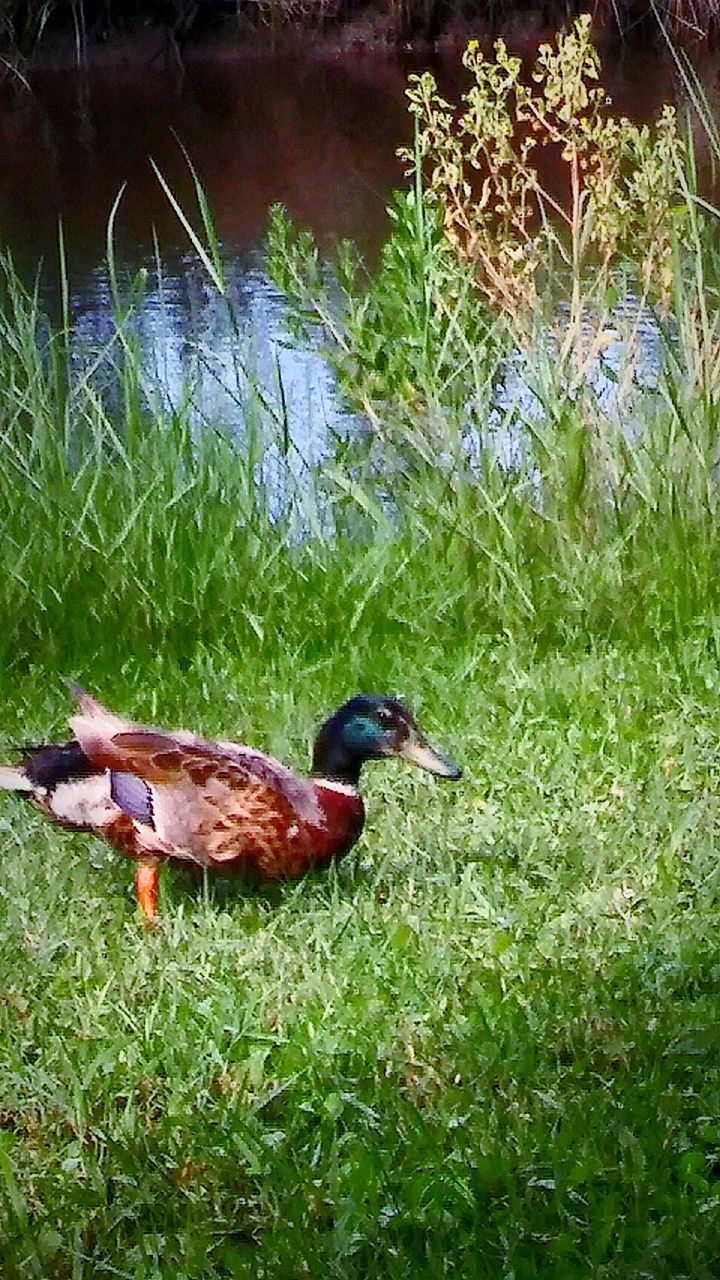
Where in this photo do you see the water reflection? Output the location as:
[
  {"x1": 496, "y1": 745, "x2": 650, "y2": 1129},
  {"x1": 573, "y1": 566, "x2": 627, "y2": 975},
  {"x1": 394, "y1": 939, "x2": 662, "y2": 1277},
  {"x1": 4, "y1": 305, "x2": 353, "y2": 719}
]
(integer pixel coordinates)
[
  {"x1": 0, "y1": 53, "x2": 414, "y2": 484},
  {"x1": 68, "y1": 248, "x2": 366, "y2": 516},
  {"x1": 0, "y1": 45, "x2": 712, "y2": 476},
  {"x1": 476, "y1": 294, "x2": 667, "y2": 487},
  {"x1": 0, "y1": 53, "x2": 412, "y2": 279}
]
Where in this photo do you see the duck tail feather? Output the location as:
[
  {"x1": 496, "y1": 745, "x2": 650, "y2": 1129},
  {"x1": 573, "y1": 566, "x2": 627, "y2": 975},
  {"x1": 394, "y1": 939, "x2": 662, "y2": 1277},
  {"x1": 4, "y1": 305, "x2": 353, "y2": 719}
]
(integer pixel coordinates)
[{"x1": 66, "y1": 680, "x2": 109, "y2": 716}]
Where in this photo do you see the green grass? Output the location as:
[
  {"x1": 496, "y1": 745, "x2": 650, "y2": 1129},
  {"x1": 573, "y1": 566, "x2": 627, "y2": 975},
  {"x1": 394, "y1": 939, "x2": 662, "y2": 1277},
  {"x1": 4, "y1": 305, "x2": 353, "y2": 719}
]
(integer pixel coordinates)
[{"x1": 2, "y1": 643, "x2": 720, "y2": 1278}]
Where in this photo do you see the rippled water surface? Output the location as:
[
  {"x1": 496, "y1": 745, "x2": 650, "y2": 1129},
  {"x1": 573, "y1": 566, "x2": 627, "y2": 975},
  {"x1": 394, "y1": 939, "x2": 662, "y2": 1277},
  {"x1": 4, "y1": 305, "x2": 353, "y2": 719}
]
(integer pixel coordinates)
[
  {"x1": 0, "y1": 52, "x2": 418, "y2": 459},
  {"x1": 0, "y1": 44, "x2": 710, "y2": 453}
]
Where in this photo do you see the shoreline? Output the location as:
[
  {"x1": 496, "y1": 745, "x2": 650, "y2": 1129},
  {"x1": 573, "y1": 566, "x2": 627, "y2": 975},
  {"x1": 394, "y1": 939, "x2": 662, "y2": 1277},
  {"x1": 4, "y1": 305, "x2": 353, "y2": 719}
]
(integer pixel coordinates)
[{"x1": 0, "y1": 5, "x2": 714, "y2": 79}]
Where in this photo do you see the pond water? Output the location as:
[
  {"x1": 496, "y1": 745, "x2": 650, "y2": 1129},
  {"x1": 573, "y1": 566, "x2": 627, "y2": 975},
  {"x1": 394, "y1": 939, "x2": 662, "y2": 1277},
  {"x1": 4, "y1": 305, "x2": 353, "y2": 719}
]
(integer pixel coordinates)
[
  {"x1": 0, "y1": 43, "x2": 713, "y2": 463},
  {"x1": 0, "y1": 52, "x2": 415, "y2": 465}
]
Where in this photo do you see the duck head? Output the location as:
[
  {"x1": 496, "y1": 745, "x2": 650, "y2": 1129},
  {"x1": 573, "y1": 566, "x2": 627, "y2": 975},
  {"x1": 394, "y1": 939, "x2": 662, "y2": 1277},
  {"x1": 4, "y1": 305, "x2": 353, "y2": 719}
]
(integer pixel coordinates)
[{"x1": 312, "y1": 694, "x2": 462, "y2": 787}]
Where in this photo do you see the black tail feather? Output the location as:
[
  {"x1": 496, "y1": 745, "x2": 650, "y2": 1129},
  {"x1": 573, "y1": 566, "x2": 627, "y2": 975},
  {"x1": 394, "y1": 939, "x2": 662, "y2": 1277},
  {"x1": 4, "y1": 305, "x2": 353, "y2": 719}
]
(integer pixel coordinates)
[{"x1": 17, "y1": 740, "x2": 98, "y2": 789}]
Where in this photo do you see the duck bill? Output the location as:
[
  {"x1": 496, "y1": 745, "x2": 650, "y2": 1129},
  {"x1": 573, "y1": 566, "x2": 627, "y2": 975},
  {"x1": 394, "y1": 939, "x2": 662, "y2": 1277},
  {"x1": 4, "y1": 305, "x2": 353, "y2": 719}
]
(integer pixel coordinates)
[{"x1": 397, "y1": 731, "x2": 462, "y2": 780}]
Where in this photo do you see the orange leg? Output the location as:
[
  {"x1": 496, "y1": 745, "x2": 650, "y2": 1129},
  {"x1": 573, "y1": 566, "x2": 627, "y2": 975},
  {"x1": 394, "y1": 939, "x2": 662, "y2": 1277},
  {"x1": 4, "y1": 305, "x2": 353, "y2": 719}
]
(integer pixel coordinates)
[{"x1": 135, "y1": 859, "x2": 159, "y2": 921}]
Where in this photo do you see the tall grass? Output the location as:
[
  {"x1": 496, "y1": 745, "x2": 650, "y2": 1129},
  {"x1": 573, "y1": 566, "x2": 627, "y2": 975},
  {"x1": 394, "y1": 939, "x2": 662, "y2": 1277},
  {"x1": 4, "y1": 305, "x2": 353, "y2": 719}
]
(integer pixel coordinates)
[
  {"x1": 3, "y1": 170, "x2": 720, "y2": 691},
  {"x1": 269, "y1": 204, "x2": 720, "y2": 655},
  {"x1": 0, "y1": 253, "x2": 285, "y2": 672},
  {"x1": 2, "y1": 25, "x2": 720, "y2": 677},
  {"x1": 0, "y1": 238, "x2": 477, "y2": 711},
  {"x1": 266, "y1": 22, "x2": 720, "y2": 655}
]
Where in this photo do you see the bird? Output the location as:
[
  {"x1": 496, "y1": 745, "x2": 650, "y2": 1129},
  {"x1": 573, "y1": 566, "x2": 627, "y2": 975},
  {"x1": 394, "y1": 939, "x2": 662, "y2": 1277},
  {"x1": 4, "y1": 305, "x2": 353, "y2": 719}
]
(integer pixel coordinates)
[{"x1": 0, "y1": 682, "x2": 462, "y2": 920}]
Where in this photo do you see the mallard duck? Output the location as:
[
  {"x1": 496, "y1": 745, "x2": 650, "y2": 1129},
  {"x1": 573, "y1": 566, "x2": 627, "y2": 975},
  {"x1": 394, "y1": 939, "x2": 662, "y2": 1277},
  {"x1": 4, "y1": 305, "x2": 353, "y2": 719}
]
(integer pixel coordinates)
[{"x1": 0, "y1": 683, "x2": 461, "y2": 919}]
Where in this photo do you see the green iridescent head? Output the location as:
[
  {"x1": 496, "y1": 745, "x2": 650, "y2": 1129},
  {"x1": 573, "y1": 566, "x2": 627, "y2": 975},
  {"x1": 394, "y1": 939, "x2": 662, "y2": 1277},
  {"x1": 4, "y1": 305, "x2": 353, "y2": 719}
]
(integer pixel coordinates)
[{"x1": 312, "y1": 694, "x2": 462, "y2": 787}]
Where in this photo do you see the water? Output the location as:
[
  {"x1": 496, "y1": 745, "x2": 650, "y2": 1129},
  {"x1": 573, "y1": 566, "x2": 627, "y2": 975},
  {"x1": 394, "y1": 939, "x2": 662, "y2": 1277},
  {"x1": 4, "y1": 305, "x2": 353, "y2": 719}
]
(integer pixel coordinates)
[
  {"x1": 0, "y1": 43, "x2": 708, "y2": 464},
  {"x1": 0, "y1": 52, "x2": 410, "y2": 270},
  {"x1": 0, "y1": 52, "x2": 417, "y2": 473}
]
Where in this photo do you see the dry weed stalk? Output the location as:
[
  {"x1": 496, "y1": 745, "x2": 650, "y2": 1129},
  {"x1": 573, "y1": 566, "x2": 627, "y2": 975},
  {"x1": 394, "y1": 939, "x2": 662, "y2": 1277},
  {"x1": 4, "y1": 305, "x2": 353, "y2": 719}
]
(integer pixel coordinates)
[{"x1": 404, "y1": 15, "x2": 687, "y2": 351}]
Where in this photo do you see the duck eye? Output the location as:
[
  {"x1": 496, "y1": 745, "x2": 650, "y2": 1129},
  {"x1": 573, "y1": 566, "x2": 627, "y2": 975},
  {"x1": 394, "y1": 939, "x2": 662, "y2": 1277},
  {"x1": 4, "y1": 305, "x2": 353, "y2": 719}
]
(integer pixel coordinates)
[{"x1": 376, "y1": 706, "x2": 394, "y2": 725}]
